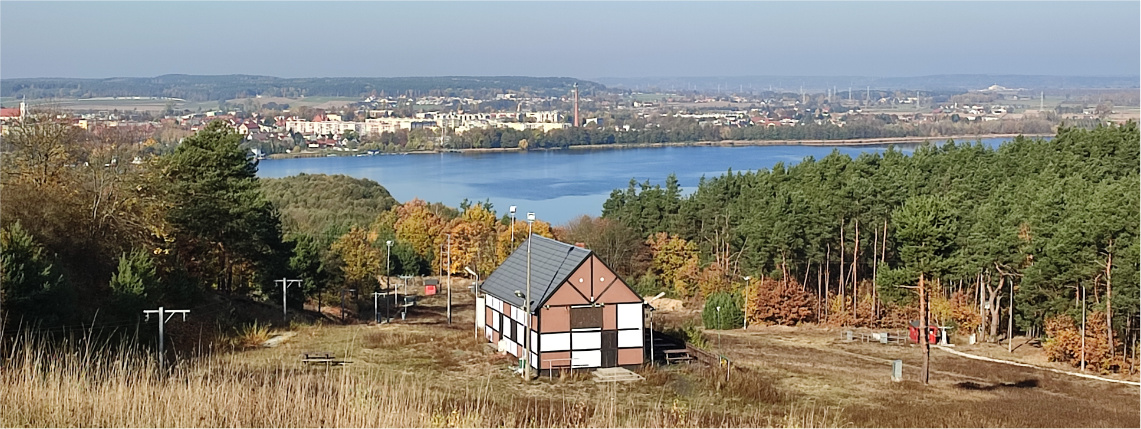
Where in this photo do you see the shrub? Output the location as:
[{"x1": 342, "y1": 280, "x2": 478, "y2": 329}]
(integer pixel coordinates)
[
  {"x1": 702, "y1": 292, "x2": 742, "y2": 330},
  {"x1": 1044, "y1": 312, "x2": 1112, "y2": 371},
  {"x1": 230, "y1": 321, "x2": 273, "y2": 349},
  {"x1": 745, "y1": 277, "x2": 814, "y2": 326}
]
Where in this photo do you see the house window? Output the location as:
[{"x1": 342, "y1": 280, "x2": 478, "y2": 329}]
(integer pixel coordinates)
[{"x1": 570, "y1": 307, "x2": 603, "y2": 329}]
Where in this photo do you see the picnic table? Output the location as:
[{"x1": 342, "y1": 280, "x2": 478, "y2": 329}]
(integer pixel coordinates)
[
  {"x1": 663, "y1": 348, "x2": 694, "y2": 363},
  {"x1": 301, "y1": 352, "x2": 350, "y2": 366}
]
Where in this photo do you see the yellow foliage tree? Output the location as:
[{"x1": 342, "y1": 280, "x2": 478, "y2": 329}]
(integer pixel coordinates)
[
  {"x1": 494, "y1": 219, "x2": 554, "y2": 265},
  {"x1": 444, "y1": 205, "x2": 498, "y2": 275},
  {"x1": 694, "y1": 262, "x2": 733, "y2": 298},
  {"x1": 330, "y1": 226, "x2": 381, "y2": 288},
  {"x1": 646, "y1": 232, "x2": 700, "y2": 298},
  {"x1": 393, "y1": 198, "x2": 445, "y2": 266}
]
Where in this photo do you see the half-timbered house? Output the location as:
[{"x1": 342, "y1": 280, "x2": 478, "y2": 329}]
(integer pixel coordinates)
[{"x1": 478, "y1": 235, "x2": 645, "y2": 371}]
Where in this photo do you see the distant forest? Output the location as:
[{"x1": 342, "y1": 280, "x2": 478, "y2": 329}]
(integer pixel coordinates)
[{"x1": 0, "y1": 75, "x2": 606, "y2": 102}]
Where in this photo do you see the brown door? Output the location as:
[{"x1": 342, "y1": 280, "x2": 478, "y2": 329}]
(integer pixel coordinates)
[{"x1": 601, "y1": 331, "x2": 618, "y2": 367}]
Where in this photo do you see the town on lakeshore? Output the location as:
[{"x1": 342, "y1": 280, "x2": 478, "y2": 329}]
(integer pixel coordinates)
[{"x1": 3, "y1": 78, "x2": 1136, "y2": 160}]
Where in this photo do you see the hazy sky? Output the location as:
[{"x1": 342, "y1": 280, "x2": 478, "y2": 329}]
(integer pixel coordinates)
[{"x1": 2, "y1": 1, "x2": 1138, "y2": 79}]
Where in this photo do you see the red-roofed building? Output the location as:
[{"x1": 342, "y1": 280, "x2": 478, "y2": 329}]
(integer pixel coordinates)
[{"x1": 0, "y1": 101, "x2": 27, "y2": 123}]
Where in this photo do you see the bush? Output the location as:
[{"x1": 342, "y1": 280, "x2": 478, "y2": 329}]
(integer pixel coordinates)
[
  {"x1": 702, "y1": 292, "x2": 742, "y2": 330},
  {"x1": 1044, "y1": 312, "x2": 1113, "y2": 372},
  {"x1": 632, "y1": 271, "x2": 666, "y2": 298},
  {"x1": 745, "y1": 277, "x2": 814, "y2": 326}
]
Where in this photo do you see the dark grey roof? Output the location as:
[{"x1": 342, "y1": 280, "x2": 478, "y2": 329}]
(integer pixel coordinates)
[{"x1": 479, "y1": 234, "x2": 592, "y2": 312}]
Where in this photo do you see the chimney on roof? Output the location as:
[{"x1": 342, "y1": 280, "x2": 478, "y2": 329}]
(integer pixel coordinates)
[{"x1": 574, "y1": 242, "x2": 586, "y2": 248}]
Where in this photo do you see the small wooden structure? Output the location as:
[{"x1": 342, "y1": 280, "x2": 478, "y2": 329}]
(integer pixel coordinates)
[
  {"x1": 908, "y1": 321, "x2": 940, "y2": 345},
  {"x1": 424, "y1": 279, "x2": 439, "y2": 296}
]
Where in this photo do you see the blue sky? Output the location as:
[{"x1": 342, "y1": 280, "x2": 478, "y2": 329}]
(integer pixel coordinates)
[{"x1": 1, "y1": 1, "x2": 1137, "y2": 79}]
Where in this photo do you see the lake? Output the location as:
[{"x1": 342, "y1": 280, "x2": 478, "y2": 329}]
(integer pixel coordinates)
[{"x1": 257, "y1": 138, "x2": 1013, "y2": 225}]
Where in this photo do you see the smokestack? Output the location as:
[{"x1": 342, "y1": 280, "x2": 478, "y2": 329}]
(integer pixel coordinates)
[{"x1": 573, "y1": 83, "x2": 579, "y2": 128}]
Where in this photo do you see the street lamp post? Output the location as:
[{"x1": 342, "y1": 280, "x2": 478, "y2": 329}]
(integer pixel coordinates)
[
  {"x1": 716, "y1": 306, "x2": 722, "y2": 351},
  {"x1": 510, "y1": 206, "x2": 517, "y2": 246},
  {"x1": 524, "y1": 211, "x2": 535, "y2": 381},
  {"x1": 386, "y1": 240, "x2": 393, "y2": 323},
  {"x1": 742, "y1": 276, "x2": 751, "y2": 330}
]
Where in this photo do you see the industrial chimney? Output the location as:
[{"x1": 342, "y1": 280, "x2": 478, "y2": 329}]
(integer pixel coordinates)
[{"x1": 573, "y1": 83, "x2": 579, "y2": 128}]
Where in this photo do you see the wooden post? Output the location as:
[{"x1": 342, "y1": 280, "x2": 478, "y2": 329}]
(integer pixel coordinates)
[
  {"x1": 920, "y1": 272, "x2": 930, "y2": 385},
  {"x1": 852, "y1": 219, "x2": 859, "y2": 321},
  {"x1": 1105, "y1": 246, "x2": 1114, "y2": 357}
]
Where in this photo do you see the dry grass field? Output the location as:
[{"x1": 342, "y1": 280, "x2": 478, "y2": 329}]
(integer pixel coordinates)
[{"x1": 2, "y1": 289, "x2": 1136, "y2": 427}]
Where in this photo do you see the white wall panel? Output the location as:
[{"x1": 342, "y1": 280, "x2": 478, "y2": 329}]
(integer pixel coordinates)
[
  {"x1": 618, "y1": 329, "x2": 642, "y2": 348},
  {"x1": 571, "y1": 350, "x2": 601, "y2": 368},
  {"x1": 617, "y1": 303, "x2": 642, "y2": 329},
  {"x1": 491, "y1": 311, "x2": 499, "y2": 330},
  {"x1": 572, "y1": 332, "x2": 601, "y2": 350},
  {"x1": 475, "y1": 296, "x2": 485, "y2": 329},
  {"x1": 540, "y1": 333, "x2": 570, "y2": 351}
]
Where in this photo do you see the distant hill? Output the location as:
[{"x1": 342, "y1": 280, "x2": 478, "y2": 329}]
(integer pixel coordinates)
[
  {"x1": 261, "y1": 173, "x2": 398, "y2": 242},
  {"x1": 594, "y1": 74, "x2": 1140, "y2": 92},
  {"x1": 0, "y1": 74, "x2": 606, "y2": 102}
]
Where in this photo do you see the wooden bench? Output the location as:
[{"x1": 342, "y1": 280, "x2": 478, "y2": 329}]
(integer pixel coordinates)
[
  {"x1": 663, "y1": 348, "x2": 694, "y2": 363},
  {"x1": 301, "y1": 352, "x2": 348, "y2": 365}
]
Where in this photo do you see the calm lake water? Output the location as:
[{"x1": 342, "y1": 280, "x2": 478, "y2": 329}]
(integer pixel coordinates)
[{"x1": 257, "y1": 138, "x2": 1012, "y2": 225}]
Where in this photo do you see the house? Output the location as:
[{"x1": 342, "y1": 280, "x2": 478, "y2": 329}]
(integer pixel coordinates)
[{"x1": 478, "y1": 235, "x2": 645, "y2": 372}]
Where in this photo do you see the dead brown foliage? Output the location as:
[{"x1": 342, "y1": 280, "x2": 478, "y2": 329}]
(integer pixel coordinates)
[
  {"x1": 1044, "y1": 312, "x2": 1116, "y2": 372},
  {"x1": 745, "y1": 277, "x2": 814, "y2": 326}
]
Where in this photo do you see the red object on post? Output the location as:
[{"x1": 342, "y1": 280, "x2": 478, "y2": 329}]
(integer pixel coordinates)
[{"x1": 425, "y1": 285, "x2": 437, "y2": 295}]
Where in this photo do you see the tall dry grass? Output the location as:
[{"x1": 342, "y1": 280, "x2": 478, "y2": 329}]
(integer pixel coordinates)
[{"x1": 0, "y1": 331, "x2": 842, "y2": 427}]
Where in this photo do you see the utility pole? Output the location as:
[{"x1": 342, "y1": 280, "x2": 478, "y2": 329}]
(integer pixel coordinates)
[
  {"x1": 275, "y1": 278, "x2": 301, "y2": 323},
  {"x1": 446, "y1": 233, "x2": 453, "y2": 324},
  {"x1": 386, "y1": 240, "x2": 394, "y2": 322},
  {"x1": 742, "y1": 276, "x2": 751, "y2": 330},
  {"x1": 142, "y1": 307, "x2": 189, "y2": 370},
  {"x1": 1081, "y1": 283, "x2": 1087, "y2": 371},
  {"x1": 524, "y1": 212, "x2": 535, "y2": 381},
  {"x1": 1008, "y1": 277, "x2": 1015, "y2": 353}
]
